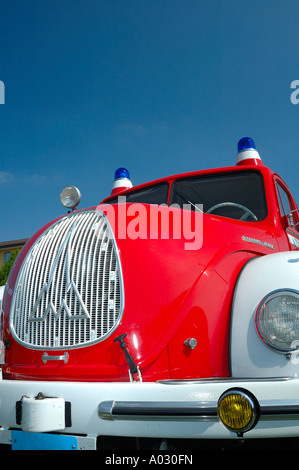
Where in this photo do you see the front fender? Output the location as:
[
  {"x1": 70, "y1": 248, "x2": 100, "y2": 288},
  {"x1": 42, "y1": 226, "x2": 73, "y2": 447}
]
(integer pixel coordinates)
[{"x1": 230, "y1": 251, "x2": 299, "y2": 377}]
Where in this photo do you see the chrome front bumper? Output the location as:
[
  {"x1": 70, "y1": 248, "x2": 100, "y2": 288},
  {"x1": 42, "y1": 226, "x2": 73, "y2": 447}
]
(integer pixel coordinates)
[{"x1": 1, "y1": 376, "x2": 299, "y2": 449}]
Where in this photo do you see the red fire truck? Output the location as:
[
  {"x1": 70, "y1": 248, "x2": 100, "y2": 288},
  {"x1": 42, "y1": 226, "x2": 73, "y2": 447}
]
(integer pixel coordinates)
[{"x1": 1, "y1": 137, "x2": 299, "y2": 450}]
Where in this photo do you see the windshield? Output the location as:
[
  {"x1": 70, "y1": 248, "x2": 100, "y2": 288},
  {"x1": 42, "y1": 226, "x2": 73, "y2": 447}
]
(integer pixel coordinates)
[
  {"x1": 106, "y1": 182, "x2": 169, "y2": 205},
  {"x1": 171, "y1": 171, "x2": 267, "y2": 222}
]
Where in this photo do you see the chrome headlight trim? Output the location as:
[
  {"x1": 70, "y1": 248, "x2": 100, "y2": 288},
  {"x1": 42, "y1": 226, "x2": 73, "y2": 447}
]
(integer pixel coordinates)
[{"x1": 255, "y1": 288, "x2": 299, "y2": 353}]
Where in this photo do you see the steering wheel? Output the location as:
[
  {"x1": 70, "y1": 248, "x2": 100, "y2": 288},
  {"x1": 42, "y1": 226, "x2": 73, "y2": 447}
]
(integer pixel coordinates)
[{"x1": 206, "y1": 202, "x2": 258, "y2": 221}]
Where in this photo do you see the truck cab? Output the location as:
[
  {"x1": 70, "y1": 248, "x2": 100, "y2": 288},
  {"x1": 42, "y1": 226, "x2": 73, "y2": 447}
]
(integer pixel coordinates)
[{"x1": 1, "y1": 137, "x2": 299, "y2": 450}]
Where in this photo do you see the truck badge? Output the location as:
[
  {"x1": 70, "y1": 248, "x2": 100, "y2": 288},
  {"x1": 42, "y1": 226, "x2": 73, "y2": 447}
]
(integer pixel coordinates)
[{"x1": 29, "y1": 221, "x2": 90, "y2": 322}]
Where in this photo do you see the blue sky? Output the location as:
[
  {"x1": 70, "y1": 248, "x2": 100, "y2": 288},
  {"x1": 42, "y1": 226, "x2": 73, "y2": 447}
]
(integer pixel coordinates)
[{"x1": 1, "y1": 0, "x2": 299, "y2": 240}]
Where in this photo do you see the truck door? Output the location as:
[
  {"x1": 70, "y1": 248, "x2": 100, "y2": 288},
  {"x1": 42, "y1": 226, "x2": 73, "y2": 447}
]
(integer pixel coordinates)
[{"x1": 276, "y1": 178, "x2": 299, "y2": 250}]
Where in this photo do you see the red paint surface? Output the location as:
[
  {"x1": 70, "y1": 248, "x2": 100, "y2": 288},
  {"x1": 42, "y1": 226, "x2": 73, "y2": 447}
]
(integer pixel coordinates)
[{"x1": 1, "y1": 162, "x2": 298, "y2": 381}]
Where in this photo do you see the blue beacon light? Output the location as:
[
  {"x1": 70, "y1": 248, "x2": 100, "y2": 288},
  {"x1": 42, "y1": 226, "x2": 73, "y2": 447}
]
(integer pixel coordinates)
[
  {"x1": 114, "y1": 168, "x2": 130, "y2": 181},
  {"x1": 236, "y1": 137, "x2": 262, "y2": 166},
  {"x1": 111, "y1": 167, "x2": 133, "y2": 195},
  {"x1": 237, "y1": 137, "x2": 256, "y2": 152}
]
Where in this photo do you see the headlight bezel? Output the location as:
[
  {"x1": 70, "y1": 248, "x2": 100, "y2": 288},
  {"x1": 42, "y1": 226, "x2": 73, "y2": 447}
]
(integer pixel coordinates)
[{"x1": 255, "y1": 288, "x2": 299, "y2": 353}]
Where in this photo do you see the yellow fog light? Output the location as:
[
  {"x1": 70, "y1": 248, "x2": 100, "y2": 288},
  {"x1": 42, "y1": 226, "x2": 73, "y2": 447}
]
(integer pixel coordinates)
[{"x1": 218, "y1": 389, "x2": 258, "y2": 435}]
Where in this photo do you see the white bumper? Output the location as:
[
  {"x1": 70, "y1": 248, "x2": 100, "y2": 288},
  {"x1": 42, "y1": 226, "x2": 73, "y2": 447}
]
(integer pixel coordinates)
[{"x1": 1, "y1": 376, "x2": 299, "y2": 448}]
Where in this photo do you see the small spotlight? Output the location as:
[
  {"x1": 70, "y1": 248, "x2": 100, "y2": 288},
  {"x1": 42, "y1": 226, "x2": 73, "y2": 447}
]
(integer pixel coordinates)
[{"x1": 60, "y1": 186, "x2": 81, "y2": 210}]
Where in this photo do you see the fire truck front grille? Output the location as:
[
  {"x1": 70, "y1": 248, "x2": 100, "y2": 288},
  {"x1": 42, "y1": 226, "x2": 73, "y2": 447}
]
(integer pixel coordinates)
[{"x1": 10, "y1": 209, "x2": 124, "y2": 349}]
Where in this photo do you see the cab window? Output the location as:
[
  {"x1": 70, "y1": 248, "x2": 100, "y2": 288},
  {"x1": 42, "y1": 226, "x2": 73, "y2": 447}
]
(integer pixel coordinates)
[
  {"x1": 171, "y1": 170, "x2": 268, "y2": 222},
  {"x1": 107, "y1": 182, "x2": 169, "y2": 205},
  {"x1": 276, "y1": 182, "x2": 299, "y2": 231},
  {"x1": 276, "y1": 183, "x2": 293, "y2": 217}
]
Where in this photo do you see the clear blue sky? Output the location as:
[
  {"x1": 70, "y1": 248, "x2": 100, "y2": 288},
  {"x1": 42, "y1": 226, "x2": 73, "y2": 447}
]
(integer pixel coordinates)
[{"x1": 1, "y1": 0, "x2": 299, "y2": 241}]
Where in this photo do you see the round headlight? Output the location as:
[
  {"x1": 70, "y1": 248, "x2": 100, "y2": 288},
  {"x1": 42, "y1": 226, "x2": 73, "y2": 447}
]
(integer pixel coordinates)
[
  {"x1": 255, "y1": 289, "x2": 299, "y2": 352},
  {"x1": 218, "y1": 389, "x2": 258, "y2": 434},
  {"x1": 60, "y1": 186, "x2": 81, "y2": 210}
]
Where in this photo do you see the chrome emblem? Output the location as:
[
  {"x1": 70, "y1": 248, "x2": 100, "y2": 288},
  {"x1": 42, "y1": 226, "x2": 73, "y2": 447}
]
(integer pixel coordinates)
[{"x1": 29, "y1": 221, "x2": 90, "y2": 322}]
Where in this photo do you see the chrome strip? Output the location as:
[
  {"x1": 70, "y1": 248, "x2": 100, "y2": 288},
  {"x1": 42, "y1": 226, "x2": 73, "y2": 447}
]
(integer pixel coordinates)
[
  {"x1": 98, "y1": 394, "x2": 299, "y2": 422},
  {"x1": 157, "y1": 377, "x2": 291, "y2": 385},
  {"x1": 260, "y1": 401, "x2": 299, "y2": 417},
  {"x1": 98, "y1": 400, "x2": 218, "y2": 421}
]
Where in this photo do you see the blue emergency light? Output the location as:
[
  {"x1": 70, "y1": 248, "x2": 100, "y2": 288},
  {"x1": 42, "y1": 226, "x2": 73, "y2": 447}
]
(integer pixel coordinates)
[
  {"x1": 114, "y1": 168, "x2": 130, "y2": 181},
  {"x1": 111, "y1": 167, "x2": 133, "y2": 194},
  {"x1": 237, "y1": 137, "x2": 256, "y2": 152},
  {"x1": 236, "y1": 137, "x2": 262, "y2": 166}
]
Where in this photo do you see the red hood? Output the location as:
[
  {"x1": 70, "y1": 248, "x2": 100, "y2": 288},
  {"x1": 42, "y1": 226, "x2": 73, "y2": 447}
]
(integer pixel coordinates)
[{"x1": 1, "y1": 204, "x2": 278, "y2": 381}]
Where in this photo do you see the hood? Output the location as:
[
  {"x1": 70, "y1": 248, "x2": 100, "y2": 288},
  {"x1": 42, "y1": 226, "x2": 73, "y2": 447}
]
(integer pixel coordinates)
[{"x1": 1, "y1": 204, "x2": 277, "y2": 381}]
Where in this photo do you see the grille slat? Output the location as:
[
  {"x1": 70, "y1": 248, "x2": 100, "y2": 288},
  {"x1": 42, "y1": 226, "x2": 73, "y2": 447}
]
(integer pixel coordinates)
[{"x1": 10, "y1": 209, "x2": 124, "y2": 349}]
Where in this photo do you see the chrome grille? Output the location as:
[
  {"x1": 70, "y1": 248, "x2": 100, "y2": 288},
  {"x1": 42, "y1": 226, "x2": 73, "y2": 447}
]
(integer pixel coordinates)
[{"x1": 10, "y1": 209, "x2": 124, "y2": 349}]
